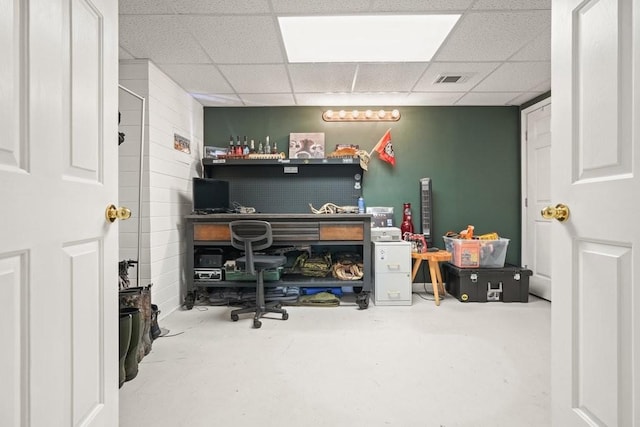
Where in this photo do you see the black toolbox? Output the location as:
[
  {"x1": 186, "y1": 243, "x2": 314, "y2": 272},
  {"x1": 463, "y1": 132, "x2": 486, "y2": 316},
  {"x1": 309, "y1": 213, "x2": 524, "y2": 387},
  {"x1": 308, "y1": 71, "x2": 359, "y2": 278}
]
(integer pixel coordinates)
[{"x1": 443, "y1": 263, "x2": 532, "y2": 303}]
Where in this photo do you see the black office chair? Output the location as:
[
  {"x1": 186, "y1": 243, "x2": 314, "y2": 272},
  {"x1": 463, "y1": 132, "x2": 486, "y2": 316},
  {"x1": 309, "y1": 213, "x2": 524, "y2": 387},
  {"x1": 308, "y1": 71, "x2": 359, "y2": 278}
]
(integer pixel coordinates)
[{"x1": 229, "y1": 220, "x2": 288, "y2": 328}]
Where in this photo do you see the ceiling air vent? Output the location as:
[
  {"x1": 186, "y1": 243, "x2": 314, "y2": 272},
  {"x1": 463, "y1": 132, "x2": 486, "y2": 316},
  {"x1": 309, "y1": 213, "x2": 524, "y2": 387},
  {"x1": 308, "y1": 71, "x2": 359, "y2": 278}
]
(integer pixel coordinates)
[{"x1": 434, "y1": 74, "x2": 468, "y2": 84}]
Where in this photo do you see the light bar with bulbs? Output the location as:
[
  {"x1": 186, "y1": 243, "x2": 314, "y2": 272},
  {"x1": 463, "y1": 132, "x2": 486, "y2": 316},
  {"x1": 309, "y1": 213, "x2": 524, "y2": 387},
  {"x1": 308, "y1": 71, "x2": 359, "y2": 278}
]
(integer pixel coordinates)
[{"x1": 322, "y1": 109, "x2": 401, "y2": 122}]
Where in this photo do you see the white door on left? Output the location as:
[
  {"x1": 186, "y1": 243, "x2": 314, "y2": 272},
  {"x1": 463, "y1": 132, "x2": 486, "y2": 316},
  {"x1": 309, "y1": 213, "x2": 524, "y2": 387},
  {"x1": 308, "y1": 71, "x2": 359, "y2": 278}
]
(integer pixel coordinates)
[{"x1": 0, "y1": 0, "x2": 119, "y2": 425}]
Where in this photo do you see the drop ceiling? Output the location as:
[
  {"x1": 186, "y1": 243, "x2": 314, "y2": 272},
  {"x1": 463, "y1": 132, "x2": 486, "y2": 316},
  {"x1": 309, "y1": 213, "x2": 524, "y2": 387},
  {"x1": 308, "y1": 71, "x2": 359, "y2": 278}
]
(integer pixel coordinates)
[{"x1": 118, "y1": 0, "x2": 551, "y2": 107}]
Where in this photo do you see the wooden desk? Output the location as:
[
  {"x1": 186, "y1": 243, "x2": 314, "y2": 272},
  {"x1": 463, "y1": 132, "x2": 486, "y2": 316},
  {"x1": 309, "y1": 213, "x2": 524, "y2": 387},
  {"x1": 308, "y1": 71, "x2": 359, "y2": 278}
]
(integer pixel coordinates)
[{"x1": 411, "y1": 251, "x2": 452, "y2": 306}]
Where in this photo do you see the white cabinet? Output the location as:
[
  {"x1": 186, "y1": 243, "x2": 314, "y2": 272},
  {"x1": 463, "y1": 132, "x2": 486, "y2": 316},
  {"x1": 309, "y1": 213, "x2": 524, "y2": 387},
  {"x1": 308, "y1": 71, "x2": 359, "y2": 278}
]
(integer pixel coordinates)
[{"x1": 372, "y1": 241, "x2": 412, "y2": 306}]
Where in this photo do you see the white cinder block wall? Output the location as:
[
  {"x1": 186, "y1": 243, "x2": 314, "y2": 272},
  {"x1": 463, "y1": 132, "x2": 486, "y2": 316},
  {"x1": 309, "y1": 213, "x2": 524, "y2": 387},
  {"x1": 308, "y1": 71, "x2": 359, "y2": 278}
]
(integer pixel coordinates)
[{"x1": 119, "y1": 59, "x2": 203, "y2": 317}]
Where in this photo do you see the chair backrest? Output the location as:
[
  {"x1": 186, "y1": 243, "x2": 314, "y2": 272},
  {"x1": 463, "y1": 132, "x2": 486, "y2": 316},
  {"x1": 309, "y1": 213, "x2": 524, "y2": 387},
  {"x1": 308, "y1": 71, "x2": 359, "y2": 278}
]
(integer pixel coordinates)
[{"x1": 229, "y1": 220, "x2": 273, "y2": 275}]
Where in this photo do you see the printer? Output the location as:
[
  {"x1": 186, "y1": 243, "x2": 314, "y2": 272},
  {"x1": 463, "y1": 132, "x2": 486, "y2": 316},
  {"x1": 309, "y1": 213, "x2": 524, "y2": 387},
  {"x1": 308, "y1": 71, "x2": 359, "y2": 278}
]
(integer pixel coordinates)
[{"x1": 371, "y1": 227, "x2": 402, "y2": 242}]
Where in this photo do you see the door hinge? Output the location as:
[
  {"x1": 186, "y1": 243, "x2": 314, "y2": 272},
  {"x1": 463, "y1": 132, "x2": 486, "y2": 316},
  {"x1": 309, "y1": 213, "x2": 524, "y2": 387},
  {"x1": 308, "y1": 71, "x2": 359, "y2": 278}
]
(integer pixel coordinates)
[{"x1": 525, "y1": 197, "x2": 528, "y2": 207}]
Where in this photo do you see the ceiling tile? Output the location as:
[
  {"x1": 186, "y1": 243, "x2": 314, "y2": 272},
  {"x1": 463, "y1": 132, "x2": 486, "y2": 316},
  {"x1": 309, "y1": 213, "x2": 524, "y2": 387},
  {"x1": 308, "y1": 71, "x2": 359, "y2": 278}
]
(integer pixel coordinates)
[
  {"x1": 192, "y1": 93, "x2": 243, "y2": 106},
  {"x1": 218, "y1": 65, "x2": 291, "y2": 93},
  {"x1": 507, "y1": 92, "x2": 546, "y2": 106},
  {"x1": 119, "y1": 59, "x2": 150, "y2": 80},
  {"x1": 511, "y1": 31, "x2": 551, "y2": 61},
  {"x1": 529, "y1": 79, "x2": 551, "y2": 93},
  {"x1": 371, "y1": 0, "x2": 474, "y2": 12},
  {"x1": 119, "y1": 16, "x2": 211, "y2": 63},
  {"x1": 354, "y1": 63, "x2": 428, "y2": 92},
  {"x1": 173, "y1": 0, "x2": 271, "y2": 14},
  {"x1": 288, "y1": 64, "x2": 356, "y2": 92},
  {"x1": 295, "y1": 92, "x2": 411, "y2": 106},
  {"x1": 474, "y1": 61, "x2": 550, "y2": 91},
  {"x1": 435, "y1": 10, "x2": 551, "y2": 61},
  {"x1": 119, "y1": 47, "x2": 135, "y2": 60},
  {"x1": 472, "y1": 0, "x2": 550, "y2": 10},
  {"x1": 159, "y1": 64, "x2": 235, "y2": 94},
  {"x1": 413, "y1": 62, "x2": 501, "y2": 91},
  {"x1": 187, "y1": 16, "x2": 284, "y2": 63},
  {"x1": 455, "y1": 92, "x2": 524, "y2": 105},
  {"x1": 240, "y1": 93, "x2": 296, "y2": 106},
  {"x1": 271, "y1": 0, "x2": 372, "y2": 13},
  {"x1": 118, "y1": 0, "x2": 176, "y2": 14},
  {"x1": 405, "y1": 92, "x2": 466, "y2": 105}
]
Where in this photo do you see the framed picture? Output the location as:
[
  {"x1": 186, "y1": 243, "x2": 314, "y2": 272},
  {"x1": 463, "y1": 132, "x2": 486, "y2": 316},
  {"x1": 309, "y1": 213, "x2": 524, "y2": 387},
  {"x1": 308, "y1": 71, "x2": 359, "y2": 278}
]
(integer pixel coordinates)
[
  {"x1": 174, "y1": 133, "x2": 191, "y2": 154},
  {"x1": 289, "y1": 132, "x2": 325, "y2": 159},
  {"x1": 204, "y1": 146, "x2": 227, "y2": 158}
]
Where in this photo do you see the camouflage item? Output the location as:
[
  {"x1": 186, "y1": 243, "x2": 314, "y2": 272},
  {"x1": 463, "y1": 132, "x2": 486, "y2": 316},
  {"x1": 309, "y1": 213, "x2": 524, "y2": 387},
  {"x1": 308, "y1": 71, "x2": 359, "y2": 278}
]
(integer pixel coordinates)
[
  {"x1": 119, "y1": 284, "x2": 153, "y2": 361},
  {"x1": 294, "y1": 252, "x2": 332, "y2": 277},
  {"x1": 119, "y1": 259, "x2": 138, "y2": 290}
]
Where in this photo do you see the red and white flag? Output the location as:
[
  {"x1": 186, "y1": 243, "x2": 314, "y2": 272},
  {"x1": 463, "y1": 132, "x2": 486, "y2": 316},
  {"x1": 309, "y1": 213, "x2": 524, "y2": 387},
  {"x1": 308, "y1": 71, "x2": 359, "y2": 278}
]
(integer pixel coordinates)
[{"x1": 373, "y1": 129, "x2": 395, "y2": 166}]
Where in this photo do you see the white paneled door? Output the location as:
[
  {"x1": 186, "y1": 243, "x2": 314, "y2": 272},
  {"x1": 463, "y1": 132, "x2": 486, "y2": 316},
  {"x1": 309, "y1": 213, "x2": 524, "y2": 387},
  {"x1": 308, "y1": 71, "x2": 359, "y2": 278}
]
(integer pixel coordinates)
[
  {"x1": 551, "y1": 0, "x2": 638, "y2": 426},
  {"x1": 0, "y1": 0, "x2": 119, "y2": 425},
  {"x1": 522, "y1": 99, "x2": 552, "y2": 300}
]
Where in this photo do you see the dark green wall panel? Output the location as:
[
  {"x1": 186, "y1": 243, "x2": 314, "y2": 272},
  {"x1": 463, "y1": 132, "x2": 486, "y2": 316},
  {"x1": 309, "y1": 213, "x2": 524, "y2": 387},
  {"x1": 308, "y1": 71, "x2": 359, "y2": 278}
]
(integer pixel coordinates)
[{"x1": 204, "y1": 106, "x2": 521, "y2": 265}]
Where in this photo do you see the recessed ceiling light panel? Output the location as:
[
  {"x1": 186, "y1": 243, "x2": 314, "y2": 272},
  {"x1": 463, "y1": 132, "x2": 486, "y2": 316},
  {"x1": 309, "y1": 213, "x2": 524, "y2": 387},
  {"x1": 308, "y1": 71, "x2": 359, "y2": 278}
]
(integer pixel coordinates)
[{"x1": 278, "y1": 15, "x2": 460, "y2": 63}]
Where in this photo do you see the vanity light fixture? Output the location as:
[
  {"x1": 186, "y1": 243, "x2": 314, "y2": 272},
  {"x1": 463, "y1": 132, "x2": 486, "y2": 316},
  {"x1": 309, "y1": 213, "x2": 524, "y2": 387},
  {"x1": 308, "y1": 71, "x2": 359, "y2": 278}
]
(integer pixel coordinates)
[{"x1": 322, "y1": 108, "x2": 401, "y2": 122}]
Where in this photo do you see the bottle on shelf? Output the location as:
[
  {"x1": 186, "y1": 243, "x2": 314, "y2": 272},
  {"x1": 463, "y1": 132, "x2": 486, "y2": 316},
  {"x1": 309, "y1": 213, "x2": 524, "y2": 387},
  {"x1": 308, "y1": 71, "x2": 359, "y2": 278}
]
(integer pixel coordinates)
[
  {"x1": 400, "y1": 202, "x2": 415, "y2": 235},
  {"x1": 250, "y1": 139, "x2": 256, "y2": 154},
  {"x1": 358, "y1": 197, "x2": 365, "y2": 214},
  {"x1": 272, "y1": 141, "x2": 278, "y2": 155},
  {"x1": 243, "y1": 136, "x2": 249, "y2": 155},
  {"x1": 228, "y1": 135, "x2": 234, "y2": 155},
  {"x1": 264, "y1": 136, "x2": 271, "y2": 155},
  {"x1": 258, "y1": 140, "x2": 263, "y2": 154},
  {"x1": 235, "y1": 136, "x2": 242, "y2": 156}
]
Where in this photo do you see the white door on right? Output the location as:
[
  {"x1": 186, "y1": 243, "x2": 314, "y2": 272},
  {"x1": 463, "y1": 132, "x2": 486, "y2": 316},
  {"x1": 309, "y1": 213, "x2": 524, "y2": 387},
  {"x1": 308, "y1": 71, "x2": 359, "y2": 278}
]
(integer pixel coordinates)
[
  {"x1": 551, "y1": 0, "x2": 639, "y2": 426},
  {"x1": 522, "y1": 99, "x2": 552, "y2": 300}
]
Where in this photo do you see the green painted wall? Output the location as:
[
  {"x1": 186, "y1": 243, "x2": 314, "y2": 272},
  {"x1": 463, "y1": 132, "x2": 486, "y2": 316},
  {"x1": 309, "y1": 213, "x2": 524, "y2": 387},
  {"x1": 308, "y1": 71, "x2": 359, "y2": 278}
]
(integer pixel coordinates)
[{"x1": 204, "y1": 106, "x2": 521, "y2": 265}]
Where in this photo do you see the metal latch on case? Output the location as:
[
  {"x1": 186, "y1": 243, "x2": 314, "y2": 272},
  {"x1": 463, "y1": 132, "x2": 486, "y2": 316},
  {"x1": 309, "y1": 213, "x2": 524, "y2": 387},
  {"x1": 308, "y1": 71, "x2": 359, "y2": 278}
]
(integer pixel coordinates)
[{"x1": 487, "y1": 281, "x2": 503, "y2": 301}]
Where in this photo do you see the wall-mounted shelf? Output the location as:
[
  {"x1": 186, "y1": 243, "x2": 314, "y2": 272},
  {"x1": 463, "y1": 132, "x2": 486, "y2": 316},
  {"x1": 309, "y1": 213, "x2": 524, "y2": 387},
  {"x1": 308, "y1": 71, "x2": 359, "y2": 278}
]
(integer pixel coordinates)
[{"x1": 202, "y1": 157, "x2": 361, "y2": 167}]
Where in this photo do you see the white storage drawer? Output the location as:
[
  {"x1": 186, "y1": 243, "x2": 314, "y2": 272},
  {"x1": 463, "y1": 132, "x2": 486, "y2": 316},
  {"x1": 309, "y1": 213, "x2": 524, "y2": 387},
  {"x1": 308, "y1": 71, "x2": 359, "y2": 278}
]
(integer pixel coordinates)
[
  {"x1": 372, "y1": 241, "x2": 412, "y2": 306},
  {"x1": 373, "y1": 272, "x2": 412, "y2": 305},
  {"x1": 372, "y1": 241, "x2": 411, "y2": 273}
]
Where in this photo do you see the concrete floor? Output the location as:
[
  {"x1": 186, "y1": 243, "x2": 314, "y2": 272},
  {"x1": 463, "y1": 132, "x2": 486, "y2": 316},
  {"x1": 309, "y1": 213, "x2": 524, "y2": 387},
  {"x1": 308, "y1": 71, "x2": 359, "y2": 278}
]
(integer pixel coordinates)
[{"x1": 120, "y1": 288, "x2": 550, "y2": 427}]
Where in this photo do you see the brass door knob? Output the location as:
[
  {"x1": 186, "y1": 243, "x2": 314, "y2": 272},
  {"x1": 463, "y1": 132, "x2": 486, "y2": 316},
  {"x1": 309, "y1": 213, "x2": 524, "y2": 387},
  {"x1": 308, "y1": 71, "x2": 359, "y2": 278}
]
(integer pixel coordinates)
[
  {"x1": 541, "y1": 203, "x2": 570, "y2": 222},
  {"x1": 105, "y1": 204, "x2": 132, "y2": 223}
]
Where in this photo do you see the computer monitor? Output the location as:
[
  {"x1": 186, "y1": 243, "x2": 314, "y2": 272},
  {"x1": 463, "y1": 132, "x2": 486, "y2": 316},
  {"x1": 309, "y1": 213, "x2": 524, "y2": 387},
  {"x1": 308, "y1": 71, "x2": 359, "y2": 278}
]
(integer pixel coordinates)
[{"x1": 192, "y1": 178, "x2": 229, "y2": 213}]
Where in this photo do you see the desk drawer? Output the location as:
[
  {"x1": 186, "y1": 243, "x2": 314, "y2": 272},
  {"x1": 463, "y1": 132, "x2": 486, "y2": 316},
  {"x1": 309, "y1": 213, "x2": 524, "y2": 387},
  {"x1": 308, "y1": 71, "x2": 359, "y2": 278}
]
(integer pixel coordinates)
[
  {"x1": 272, "y1": 222, "x2": 319, "y2": 241},
  {"x1": 319, "y1": 222, "x2": 364, "y2": 241},
  {"x1": 194, "y1": 224, "x2": 230, "y2": 241}
]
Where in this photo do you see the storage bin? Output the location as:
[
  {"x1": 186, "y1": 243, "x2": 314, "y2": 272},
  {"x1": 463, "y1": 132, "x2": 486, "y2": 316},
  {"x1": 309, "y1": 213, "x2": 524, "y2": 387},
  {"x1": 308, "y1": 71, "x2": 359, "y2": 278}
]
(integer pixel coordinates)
[
  {"x1": 443, "y1": 263, "x2": 531, "y2": 303},
  {"x1": 442, "y1": 236, "x2": 510, "y2": 268}
]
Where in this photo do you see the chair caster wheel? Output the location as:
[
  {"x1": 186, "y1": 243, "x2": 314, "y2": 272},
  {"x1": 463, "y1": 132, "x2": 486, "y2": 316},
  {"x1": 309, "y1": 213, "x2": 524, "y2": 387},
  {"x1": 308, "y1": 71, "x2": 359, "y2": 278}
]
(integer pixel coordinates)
[
  {"x1": 282, "y1": 312, "x2": 289, "y2": 320},
  {"x1": 356, "y1": 292, "x2": 369, "y2": 310},
  {"x1": 253, "y1": 319, "x2": 262, "y2": 328},
  {"x1": 231, "y1": 314, "x2": 239, "y2": 321}
]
